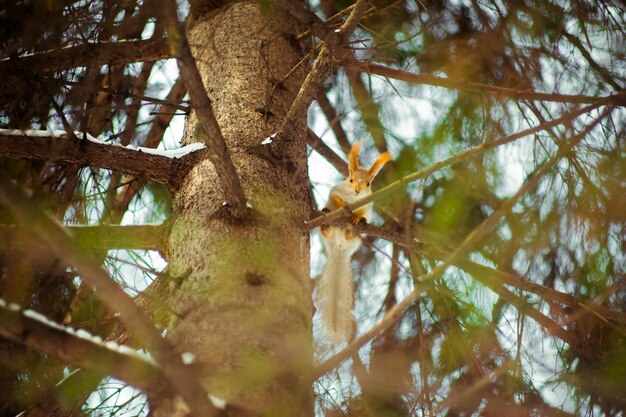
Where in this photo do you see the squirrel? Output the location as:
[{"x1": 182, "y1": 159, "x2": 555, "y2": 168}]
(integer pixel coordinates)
[{"x1": 316, "y1": 140, "x2": 392, "y2": 344}]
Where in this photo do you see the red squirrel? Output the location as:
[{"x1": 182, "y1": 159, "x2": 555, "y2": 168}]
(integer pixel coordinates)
[{"x1": 317, "y1": 141, "x2": 391, "y2": 343}]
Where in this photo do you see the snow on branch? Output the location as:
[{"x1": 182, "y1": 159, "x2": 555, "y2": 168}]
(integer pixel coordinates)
[
  {"x1": 0, "y1": 129, "x2": 206, "y2": 189},
  {"x1": 0, "y1": 38, "x2": 170, "y2": 74},
  {"x1": 0, "y1": 298, "x2": 165, "y2": 394},
  {"x1": 0, "y1": 179, "x2": 222, "y2": 417}
]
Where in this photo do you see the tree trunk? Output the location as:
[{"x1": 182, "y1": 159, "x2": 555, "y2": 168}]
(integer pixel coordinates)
[{"x1": 154, "y1": 2, "x2": 312, "y2": 416}]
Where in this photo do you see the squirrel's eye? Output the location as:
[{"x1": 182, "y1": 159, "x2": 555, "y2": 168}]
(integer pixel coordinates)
[
  {"x1": 349, "y1": 178, "x2": 353, "y2": 183},
  {"x1": 367, "y1": 182, "x2": 370, "y2": 186}
]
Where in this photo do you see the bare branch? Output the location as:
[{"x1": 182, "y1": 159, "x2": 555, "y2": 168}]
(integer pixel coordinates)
[
  {"x1": 272, "y1": 0, "x2": 333, "y2": 39},
  {"x1": 0, "y1": 299, "x2": 166, "y2": 395},
  {"x1": 0, "y1": 129, "x2": 204, "y2": 189},
  {"x1": 0, "y1": 38, "x2": 170, "y2": 74},
  {"x1": 106, "y1": 78, "x2": 188, "y2": 223},
  {"x1": 436, "y1": 360, "x2": 516, "y2": 413},
  {"x1": 162, "y1": 0, "x2": 247, "y2": 220}
]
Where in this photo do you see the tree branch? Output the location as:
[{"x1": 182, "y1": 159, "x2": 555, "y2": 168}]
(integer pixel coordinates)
[
  {"x1": 71, "y1": 223, "x2": 168, "y2": 253},
  {"x1": 0, "y1": 299, "x2": 166, "y2": 395},
  {"x1": 305, "y1": 94, "x2": 622, "y2": 230},
  {"x1": 162, "y1": 0, "x2": 247, "y2": 219},
  {"x1": 306, "y1": 129, "x2": 349, "y2": 177},
  {"x1": 0, "y1": 223, "x2": 167, "y2": 254},
  {"x1": 351, "y1": 61, "x2": 612, "y2": 104},
  {"x1": 428, "y1": 246, "x2": 626, "y2": 327},
  {"x1": 110, "y1": 77, "x2": 189, "y2": 222},
  {"x1": 345, "y1": 54, "x2": 388, "y2": 152},
  {"x1": 312, "y1": 112, "x2": 610, "y2": 379},
  {"x1": 315, "y1": 92, "x2": 352, "y2": 155},
  {"x1": 0, "y1": 181, "x2": 219, "y2": 417},
  {"x1": 0, "y1": 129, "x2": 204, "y2": 189},
  {"x1": 352, "y1": 222, "x2": 626, "y2": 327},
  {"x1": 0, "y1": 38, "x2": 170, "y2": 74},
  {"x1": 279, "y1": 0, "x2": 368, "y2": 140},
  {"x1": 52, "y1": 77, "x2": 189, "y2": 112}
]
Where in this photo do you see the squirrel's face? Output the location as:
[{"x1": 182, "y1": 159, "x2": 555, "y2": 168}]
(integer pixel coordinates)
[{"x1": 348, "y1": 168, "x2": 371, "y2": 195}]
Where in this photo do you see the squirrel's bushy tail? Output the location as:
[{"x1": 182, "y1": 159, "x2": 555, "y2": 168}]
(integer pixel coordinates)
[{"x1": 317, "y1": 227, "x2": 360, "y2": 344}]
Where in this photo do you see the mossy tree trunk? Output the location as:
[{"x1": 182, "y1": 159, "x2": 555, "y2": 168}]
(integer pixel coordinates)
[{"x1": 153, "y1": 2, "x2": 313, "y2": 416}]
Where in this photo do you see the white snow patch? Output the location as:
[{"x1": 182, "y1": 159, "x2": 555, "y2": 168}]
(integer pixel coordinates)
[
  {"x1": 208, "y1": 394, "x2": 226, "y2": 409},
  {"x1": 103, "y1": 340, "x2": 155, "y2": 364},
  {"x1": 23, "y1": 309, "x2": 66, "y2": 331},
  {"x1": 181, "y1": 352, "x2": 196, "y2": 364},
  {"x1": 23, "y1": 306, "x2": 153, "y2": 362},
  {"x1": 0, "y1": 129, "x2": 206, "y2": 159},
  {"x1": 76, "y1": 329, "x2": 95, "y2": 340},
  {"x1": 0, "y1": 298, "x2": 21, "y2": 312},
  {"x1": 135, "y1": 142, "x2": 205, "y2": 158},
  {"x1": 246, "y1": 202, "x2": 253, "y2": 209},
  {"x1": 261, "y1": 132, "x2": 277, "y2": 145},
  {"x1": 117, "y1": 344, "x2": 140, "y2": 356},
  {"x1": 104, "y1": 340, "x2": 121, "y2": 350}
]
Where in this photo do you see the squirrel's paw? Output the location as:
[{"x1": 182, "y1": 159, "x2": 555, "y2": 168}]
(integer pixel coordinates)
[{"x1": 351, "y1": 213, "x2": 368, "y2": 226}]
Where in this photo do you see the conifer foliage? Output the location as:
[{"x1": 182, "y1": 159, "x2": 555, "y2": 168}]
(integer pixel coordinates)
[{"x1": 0, "y1": 0, "x2": 624, "y2": 416}]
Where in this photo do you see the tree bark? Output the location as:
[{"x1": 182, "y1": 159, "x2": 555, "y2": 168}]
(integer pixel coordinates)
[{"x1": 156, "y1": 2, "x2": 312, "y2": 416}]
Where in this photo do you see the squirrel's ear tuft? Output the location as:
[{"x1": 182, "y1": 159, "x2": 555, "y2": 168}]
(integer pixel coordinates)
[
  {"x1": 348, "y1": 140, "x2": 362, "y2": 174},
  {"x1": 368, "y1": 151, "x2": 391, "y2": 179}
]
